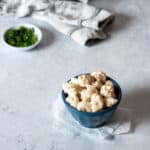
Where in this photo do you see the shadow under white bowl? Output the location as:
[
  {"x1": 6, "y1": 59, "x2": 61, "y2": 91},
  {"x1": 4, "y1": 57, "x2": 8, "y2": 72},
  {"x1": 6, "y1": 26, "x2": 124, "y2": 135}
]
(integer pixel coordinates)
[{"x1": 2, "y1": 24, "x2": 42, "y2": 51}]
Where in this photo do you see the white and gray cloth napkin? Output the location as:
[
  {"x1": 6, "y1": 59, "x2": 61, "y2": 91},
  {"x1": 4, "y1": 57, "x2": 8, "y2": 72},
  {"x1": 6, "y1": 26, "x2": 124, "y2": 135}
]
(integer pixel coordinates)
[
  {"x1": 0, "y1": 0, "x2": 115, "y2": 46},
  {"x1": 50, "y1": 96, "x2": 133, "y2": 140}
]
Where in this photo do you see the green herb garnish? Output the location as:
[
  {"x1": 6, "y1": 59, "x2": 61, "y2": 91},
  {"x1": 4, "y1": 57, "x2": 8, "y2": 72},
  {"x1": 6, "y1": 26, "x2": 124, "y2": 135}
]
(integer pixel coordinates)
[{"x1": 4, "y1": 26, "x2": 38, "y2": 47}]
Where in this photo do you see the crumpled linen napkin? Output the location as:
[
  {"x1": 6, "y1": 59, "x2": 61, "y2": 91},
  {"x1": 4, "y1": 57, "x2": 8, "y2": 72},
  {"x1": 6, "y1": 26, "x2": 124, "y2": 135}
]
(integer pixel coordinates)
[
  {"x1": 50, "y1": 96, "x2": 133, "y2": 140},
  {"x1": 0, "y1": 0, "x2": 114, "y2": 46}
]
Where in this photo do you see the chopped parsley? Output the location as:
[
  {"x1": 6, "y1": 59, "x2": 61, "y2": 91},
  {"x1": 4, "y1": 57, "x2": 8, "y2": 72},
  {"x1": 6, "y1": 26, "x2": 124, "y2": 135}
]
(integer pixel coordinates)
[{"x1": 4, "y1": 26, "x2": 38, "y2": 47}]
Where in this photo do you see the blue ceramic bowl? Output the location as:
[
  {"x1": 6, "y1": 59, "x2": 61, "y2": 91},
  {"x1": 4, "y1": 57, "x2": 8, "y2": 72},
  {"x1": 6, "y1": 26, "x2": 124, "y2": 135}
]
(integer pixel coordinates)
[{"x1": 61, "y1": 74, "x2": 122, "y2": 128}]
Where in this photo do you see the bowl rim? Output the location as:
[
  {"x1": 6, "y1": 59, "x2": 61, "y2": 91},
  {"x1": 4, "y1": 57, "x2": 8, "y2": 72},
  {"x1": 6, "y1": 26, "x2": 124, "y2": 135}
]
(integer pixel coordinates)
[
  {"x1": 2, "y1": 23, "x2": 42, "y2": 50},
  {"x1": 61, "y1": 74, "x2": 122, "y2": 116}
]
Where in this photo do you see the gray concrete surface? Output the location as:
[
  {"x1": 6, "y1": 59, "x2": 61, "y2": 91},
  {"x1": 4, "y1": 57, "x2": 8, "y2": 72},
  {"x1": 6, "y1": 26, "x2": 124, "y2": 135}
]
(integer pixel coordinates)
[{"x1": 0, "y1": 0, "x2": 150, "y2": 149}]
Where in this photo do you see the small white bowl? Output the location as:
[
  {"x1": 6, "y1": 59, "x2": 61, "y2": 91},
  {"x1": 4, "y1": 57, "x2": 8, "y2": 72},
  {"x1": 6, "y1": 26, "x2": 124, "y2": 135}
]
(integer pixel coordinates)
[{"x1": 2, "y1": 24, "x2": 42, "y2": 51}]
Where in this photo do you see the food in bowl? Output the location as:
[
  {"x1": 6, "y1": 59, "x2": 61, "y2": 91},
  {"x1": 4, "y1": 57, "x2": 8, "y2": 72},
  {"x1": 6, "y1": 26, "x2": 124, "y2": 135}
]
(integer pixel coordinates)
[
  {"x1": 4, "y1": 26, "x2": 38, "y2": 47},
  {"x1": 62, "y1": 71, "x2": 118, "y2": 113},
  {"x1": 62, "y1": 73, "x2": 122, "y2": 128}
]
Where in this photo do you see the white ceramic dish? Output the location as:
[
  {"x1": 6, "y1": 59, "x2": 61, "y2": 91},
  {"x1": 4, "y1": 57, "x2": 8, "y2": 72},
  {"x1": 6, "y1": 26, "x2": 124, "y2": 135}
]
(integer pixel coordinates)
[{"x1": 2, "y1": 24, "x2": 42, "y2": 51}]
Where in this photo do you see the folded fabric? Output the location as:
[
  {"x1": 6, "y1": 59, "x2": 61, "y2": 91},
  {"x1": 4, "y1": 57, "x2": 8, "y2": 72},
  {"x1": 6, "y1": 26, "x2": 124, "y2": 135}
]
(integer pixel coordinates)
[
  {"x1": 0, "y1": 0, "x2": 115, "y2": 46},
  {"x1": 71, "y1": 0, "x2": 88, "y2": 3},
  {"x1": 50, "y1": 96, "x2": 132, "y2": 140}
]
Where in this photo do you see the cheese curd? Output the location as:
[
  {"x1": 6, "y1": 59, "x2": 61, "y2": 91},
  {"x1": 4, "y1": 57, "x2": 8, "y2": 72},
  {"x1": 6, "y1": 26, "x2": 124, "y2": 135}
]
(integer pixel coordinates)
[
  {"x1": 80, "y1": 86, "x2": 98, "y2": 101},
  {"x1": 105, "y1": 97, "x2": 118, "y2": 107},
  {"x1": 100, "y1": 83, "x2": 114, "y2": 98},
  {"x1": 63, "y1": 82, "x2": 82, "y2": 92},
  {"x1": 77, "y1": 74, "x2": 96, "y2": 87},
  {"x1": 105, "y1": 80, "x2": 114, "y2": 87},
  {"x1": 91, "y1": 71, "x2": 106, "y2": 83},
  {"x1": 77, "y1": 101, "x2": 91, "y2": 112},
  {"x1": 91, "y1": 94, "x2": 104, "y2": 112},
  {"x1": 62, "y1": 82, "x2": 81, "y2": 97},
  {"x1": 91, "y1": 93, "x2": 104, "y2": 104},
  {"x1": 70, "y1": 77, "x2": 81, "y2": 85},
  {"x1": 66, "y1": 96, "x2": 79, "y2": 108},
  {"x1": 62, "y1": 71, "x2": 118, "y2": 112},
  {"x1": 92, "y1": 80, "x2": 103, "y2": 89}
]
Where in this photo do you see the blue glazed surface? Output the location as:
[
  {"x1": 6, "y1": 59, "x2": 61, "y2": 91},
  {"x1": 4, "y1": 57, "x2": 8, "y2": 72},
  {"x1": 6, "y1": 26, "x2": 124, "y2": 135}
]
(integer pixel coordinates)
[{"x1": 61, "y1": 75, "x2": 122, "y2": 128}]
